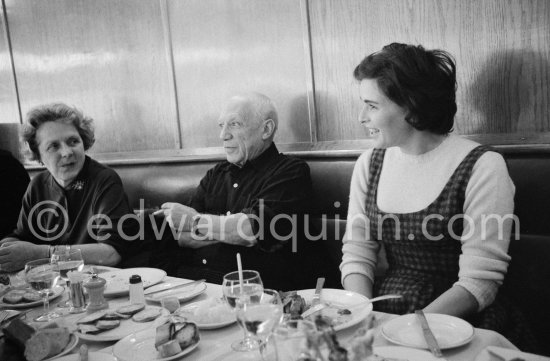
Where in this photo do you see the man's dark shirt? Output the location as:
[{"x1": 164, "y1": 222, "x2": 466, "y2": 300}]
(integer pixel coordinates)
[{"x1": 175, "y1": 143, "x2": 314, "y2": 290}]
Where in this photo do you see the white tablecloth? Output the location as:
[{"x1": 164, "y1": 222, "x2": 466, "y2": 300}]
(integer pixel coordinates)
[{"x1": 20, "y1": 275, "x2": 519, "y2": 361}]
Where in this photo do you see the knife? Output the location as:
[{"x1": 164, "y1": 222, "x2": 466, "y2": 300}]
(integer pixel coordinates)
[
  {"x1": 144, "y1": 279, "x2": 205, "y2": 296},
  {"x1": 301, "y1": 277, "x2": 325, "y2": 318},
  {"x1": 415, "y1": 310, "x2": 444, "y2": 358}
]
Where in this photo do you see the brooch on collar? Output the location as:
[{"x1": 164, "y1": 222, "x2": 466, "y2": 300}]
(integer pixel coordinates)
[{"x1": 71, "y1": 180, "x2": 85, "y2": 190}]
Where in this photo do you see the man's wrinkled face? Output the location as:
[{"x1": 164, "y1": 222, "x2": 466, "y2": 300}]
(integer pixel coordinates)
[{"x1": 218, "y1": 98, "x2": 265, "y2": 166}]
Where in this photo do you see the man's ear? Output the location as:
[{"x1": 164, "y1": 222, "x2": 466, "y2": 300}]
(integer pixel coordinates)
[{"x1": 261, "y1": 119, "x2": 275, "y2": 140}]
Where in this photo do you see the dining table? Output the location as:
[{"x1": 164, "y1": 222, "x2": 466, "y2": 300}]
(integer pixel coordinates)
[{"x1": 0, "y1": 268, "x2": 520, "y2": 361}]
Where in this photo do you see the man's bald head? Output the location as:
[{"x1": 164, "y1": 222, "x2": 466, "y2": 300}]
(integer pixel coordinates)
[{"x1": 218, "y1": 93, "x2": 278, "y2": 166}]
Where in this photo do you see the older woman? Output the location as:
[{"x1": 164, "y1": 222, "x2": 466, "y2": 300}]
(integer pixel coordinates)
[
  {"x1": 341, "y1": 43, "x2": 536, "y2": 350},
  {"x1": 0, "y1": 103, "x2": 134, "y2": 271}
]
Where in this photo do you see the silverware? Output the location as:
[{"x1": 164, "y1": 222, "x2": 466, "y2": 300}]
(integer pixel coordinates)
[
  {"x1": 301, "y1": 293, "x2": 402, "y2": 318},
  {"x1": 415, "y1": 310, "x2": 444, "y2": 358},
  {"x1": 144, "y1": 279, "x2": 206, "y2": 296},
  {"x1": 311, "y1": 277, "x2": 325, "y2": 307}
]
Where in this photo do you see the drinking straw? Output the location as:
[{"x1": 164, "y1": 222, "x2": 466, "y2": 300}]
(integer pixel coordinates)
[{"x1": 236, "y1": 252, "x2": 244, "y2": 292}]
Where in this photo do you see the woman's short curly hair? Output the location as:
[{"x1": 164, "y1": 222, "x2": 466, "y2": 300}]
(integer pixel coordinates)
[
  {"x1": 353, "y1": 43, "x2": 457, "y2": 134},
  {"x1": 22, "y1": 103, "x2": 95, "y2": 161}
]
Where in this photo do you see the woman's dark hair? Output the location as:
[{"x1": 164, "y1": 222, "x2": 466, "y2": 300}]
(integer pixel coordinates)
[
  {"x1": 353, "y1": 43, "x2": 457, "y2": 134},
  {"x1": 22, "y1": 103, "x2": 95, "y2": 161}
]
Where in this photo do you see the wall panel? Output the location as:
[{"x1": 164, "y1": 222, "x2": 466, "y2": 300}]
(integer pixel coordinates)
[
  {"x1": 167, "y1": 0, "x2": 312, "y2": 149},
  {"x1": 309, "y1": 0, "x2": 550, "y2": 143},
  {"x1": 5, "y1": 0, "x2": 179, "y2": 155},
  {"x1": 0, "y1": 2, "x2": 19, "y2": 125}
]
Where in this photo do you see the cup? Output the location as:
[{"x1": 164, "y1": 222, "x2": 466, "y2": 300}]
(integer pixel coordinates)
[
  {"x1": 264, "y1": 319, "x2": 317, "y2": 361},
  {"x1": 161, "y1": 296, "x2": 180, "y2": 313}
]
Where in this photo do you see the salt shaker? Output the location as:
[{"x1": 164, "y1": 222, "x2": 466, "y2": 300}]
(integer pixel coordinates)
[
  {"x1": 129, "y1": 274, "x2": 145, "y2": 305},
  {"x1": 83, "y1": 274, "x2": 108, "y2": 313}
]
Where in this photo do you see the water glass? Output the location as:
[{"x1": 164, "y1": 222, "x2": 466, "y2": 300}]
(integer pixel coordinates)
[
  {"x1": 52, "y1": 248, "x2": 84, "y2": 308},
  {"x1": 267, "y1": 319, "x2": 317, "y2": 361},
  {"x1": 24, "y1": 258, "x2": 60, "y2": 322},
  {"x1": 222, "y1": 270, "x2": 263, "y2": 352}
]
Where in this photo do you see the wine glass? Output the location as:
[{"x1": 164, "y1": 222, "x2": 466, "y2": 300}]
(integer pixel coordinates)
[
  {"x1": 51, "y1": 248, "x2": 84, "y2": 308},
  {"x1": 222, "y1": 270, "x2": 263, "y2": 352},
  {"x1": 238, "y1": 289, "x2": 284, "y2": 359},
  {"x1": 24, "y1": 258, "x2": 61, "y2": 322}
]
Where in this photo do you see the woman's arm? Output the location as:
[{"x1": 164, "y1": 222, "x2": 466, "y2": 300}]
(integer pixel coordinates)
[
  {"x1": 340, "y1": 151, "x2": 379, "y2": 297},
  {"x1": 429, "y1": 151, "x2": 514, "y2": 315},
  {"x1": 423, "y1": 285, "x2": 478, "y2": 317}
]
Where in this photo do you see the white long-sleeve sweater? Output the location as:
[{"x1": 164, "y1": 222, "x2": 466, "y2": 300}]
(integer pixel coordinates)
[{"x1": 340, "y1": 135, "x2": 515, "y2": 310}]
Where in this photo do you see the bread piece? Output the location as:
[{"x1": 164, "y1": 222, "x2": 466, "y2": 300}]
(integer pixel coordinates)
[
  {"x1": 77, "y1": 324, "x2": 103, "y2": 335},
  {"x1": 24, "y1": 332, "x2": 53, "y2": 361},
  {"x1": 77, "y1": 310, "x2": 108, "y2": 324},
  {"x1": 116, "y1": 303, "x2": 145, "y2": 315},
  {"x1": 173, "y1": 322, "x2": 200, "y2": 350},
  {"x1": 155, "y1": 322, "x2": 174, "y2": 348},
  {"x1": 132, "y1": 308, "x2": 161, "y2": 323},
  {"x1": 40, "y1": 328, "x2": 71, "y2": 355},
  {"x1": 22, "y1": 291, "x2": 42, "y2": 303},
  {"x1": 2, "y1": 290, "x2": 25, "y2": 304},
  {"x1": 95, "y1": 320, "x2": 120, "y2": 330},
  {"x1": 157, "y1": 339, "x2": 182, "y2": 358}
]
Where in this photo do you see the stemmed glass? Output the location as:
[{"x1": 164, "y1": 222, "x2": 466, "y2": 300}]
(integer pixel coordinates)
[
  {"x1": 239, "y1": 289, "x2": 284, "y2": 359},
  {"x1": 51, "y1": 247, "x2": 84, "y2": 308},
  {"x1": 222, "y1": 270, "x2": 264, "y2": 352},
  {"x1": 24, "y1": 258, "x2": 61, "y2": 322}
]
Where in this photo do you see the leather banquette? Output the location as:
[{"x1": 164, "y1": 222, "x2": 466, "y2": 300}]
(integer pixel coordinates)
[{"x1": 27, "y1": 148, "x2": 550, "y2": 354}]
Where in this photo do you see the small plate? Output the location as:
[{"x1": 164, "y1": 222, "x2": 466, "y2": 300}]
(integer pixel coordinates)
[
  {"x1": 101, "y1": 268, "x2": 166, "y2": 297},
  {"x1": 82, "y1": 265, "x2": 120, "y2": 274},
  {"x1": 381, "y1": 313, "x2": 474, "y2": 349},
  {"x1": 174, "y1": 298, "x2": 235, "y2": 329},
  {"x1": 113, "y1": 327, "x2": 199, "y2": 361},
  {"x1": 0, "y1": 285, "x2": 64, "y2": 309},
  {"x1": 43, "y1": 334, "x2": 79, "y2": 361},
  {"x1": 75, "y1": 305, "x2": 169, "y2": 342},
  {"x1": 50, "y1": 351, "x2": 117, "y2": 361},
  {"x1": 297, "y1": 288, "x2": 372, "y2": 331},
  {"x1": 373, "y1": 346, "x2": 440, "y2": 361},
  {"x1": 145, "y1": 282, "x2": 207, "y2": 303}
]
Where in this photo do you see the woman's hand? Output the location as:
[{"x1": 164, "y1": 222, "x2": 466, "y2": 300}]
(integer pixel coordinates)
[{"x1": 0, "y1": 238, "x2": 48, "y2": 272}]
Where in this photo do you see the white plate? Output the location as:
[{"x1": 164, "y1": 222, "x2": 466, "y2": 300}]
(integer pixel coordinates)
[
  {"x1": 297, "y1": 288, "x2": 372, "y2": 331},
  {"x1": 381, "y1": 313, "x2": 474, "y2": 349},
  {"x1": 75, "y1": 305, "x2": 169, "y2": 342},
  {"x1": 145, "y1": 281, "x2": 207, "y2": 303},
  {"x1": 43, "y1": 334, "x2": 79, "y2": 361},
  {"x1": 82, "y1": 265, "x2": 120, "y2": 274},
  {"x1": 51, "y1": 351, "x2": 117, "y2": 361},
  {"x1": 0, "y1": 285, "x2": 64, "y2": 309},
  {"x1": 174, "y1": 298, "x2": 236, "y2": 329},
  {"x1": 101, "y1": 268, "x2": 166, "y2": 297},
  {"x1": 113, "y1": 327, "x2": 199, "y2": 361},
  {"x1": 373, "y1": 346, "x2": 440, "y2": 361}
]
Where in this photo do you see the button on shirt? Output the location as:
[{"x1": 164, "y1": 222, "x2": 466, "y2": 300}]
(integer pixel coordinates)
[{"x1": 178, "y1": 143, "x2": 314, "y2": 289}]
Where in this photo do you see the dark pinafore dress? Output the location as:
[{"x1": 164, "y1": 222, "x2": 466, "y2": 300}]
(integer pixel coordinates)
[{"x1": 366, "y1": 146, "x2": 539, "y2": 352}]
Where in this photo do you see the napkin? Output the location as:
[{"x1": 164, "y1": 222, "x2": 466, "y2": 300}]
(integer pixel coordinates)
[{"x1": 474, "y1": 346, "x2": 550, "y2": 361}]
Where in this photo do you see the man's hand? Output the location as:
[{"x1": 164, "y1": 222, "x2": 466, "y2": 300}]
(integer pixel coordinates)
[
  {"x1": 0, "y1": 238, "x2": 46, "y2": 272},
  {"x1": 154, "y1": 203, "x2": 199, "y2": 231},
  {"x1": 176, "y1": 231, "x2": 219, "y2": 249}
]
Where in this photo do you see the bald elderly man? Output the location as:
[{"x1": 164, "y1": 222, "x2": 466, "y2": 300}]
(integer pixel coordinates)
[{"x1": 154, "y1": 93, "x2": 319, "y2": 290}]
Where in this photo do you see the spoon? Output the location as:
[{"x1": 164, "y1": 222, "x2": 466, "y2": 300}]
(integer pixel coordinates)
[{"x1": 301, "y1": 294, "x2": 402, "y2": 318}]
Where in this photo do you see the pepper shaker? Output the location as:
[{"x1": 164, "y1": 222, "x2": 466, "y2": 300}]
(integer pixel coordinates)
[{"x1": 83, "y1": 274, "x2": 108, "y2": 313}]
